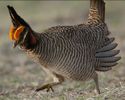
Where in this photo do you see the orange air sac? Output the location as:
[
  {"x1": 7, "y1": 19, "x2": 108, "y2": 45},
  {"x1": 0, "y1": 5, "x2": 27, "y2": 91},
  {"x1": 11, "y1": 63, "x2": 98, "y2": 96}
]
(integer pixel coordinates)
[{"x1": 9, "y1": 25, "x2": 25, "y2": 41}]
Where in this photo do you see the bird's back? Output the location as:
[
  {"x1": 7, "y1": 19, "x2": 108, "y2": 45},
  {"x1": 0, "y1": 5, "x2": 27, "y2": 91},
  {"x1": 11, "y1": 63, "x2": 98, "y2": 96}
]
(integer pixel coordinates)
[
  {"x1": 28, "y1": 22, "x2": 109, "y2": 80},
  {"x1": 27, "y1": 0, "x2": 120, "y2": 80}
]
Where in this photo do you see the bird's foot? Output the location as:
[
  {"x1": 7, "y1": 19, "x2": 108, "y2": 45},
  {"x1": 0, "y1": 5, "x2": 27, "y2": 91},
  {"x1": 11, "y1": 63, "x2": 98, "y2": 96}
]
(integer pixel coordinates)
[{"x1": 35, "y1": 83, "x2": 54, "y2": 92}]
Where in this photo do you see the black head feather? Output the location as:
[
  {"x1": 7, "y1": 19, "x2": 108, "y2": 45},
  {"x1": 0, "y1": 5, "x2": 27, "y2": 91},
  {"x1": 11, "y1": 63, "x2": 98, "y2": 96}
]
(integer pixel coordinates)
[{"x1": 7, "y1": 5, "x2": 30, "y2": 28}]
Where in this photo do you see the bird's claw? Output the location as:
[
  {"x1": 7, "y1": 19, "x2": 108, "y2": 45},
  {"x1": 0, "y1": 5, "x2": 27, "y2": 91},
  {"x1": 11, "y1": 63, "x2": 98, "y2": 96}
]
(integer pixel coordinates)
[{"x1": 35, "y1": 84, "x2": 54, "y2": 92}]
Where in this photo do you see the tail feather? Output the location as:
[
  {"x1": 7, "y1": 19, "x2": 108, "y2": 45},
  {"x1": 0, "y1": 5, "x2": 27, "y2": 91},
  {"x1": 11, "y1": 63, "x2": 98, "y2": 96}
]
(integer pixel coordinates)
[
  {"x1": 96, "y1": 43, "x2": 117, "y2": 53},
  {"x1": 96, "y1": 67, "x2": 112, "y2": 72},
  {"x1": 96, "y1": 50, "x2": 120, "y2": 58},
  {"x1": 100, "y1": 62, "x2": 117, "y2": 67},
  {"x1": 90, "y1": 0, "x2": 121, "y2": 71},
  {"x1": 95, "y1": 36, "x2": 121, "y2": 72},
  {"x1": 104, "y1": 37, "x2": 115, "y2": 46},
  {"x1": 99, "y1": 57, "x2": 121, "y2": 63},
  {"x1": 90, "y1": 0, "x2": 105, "y2": 21}
]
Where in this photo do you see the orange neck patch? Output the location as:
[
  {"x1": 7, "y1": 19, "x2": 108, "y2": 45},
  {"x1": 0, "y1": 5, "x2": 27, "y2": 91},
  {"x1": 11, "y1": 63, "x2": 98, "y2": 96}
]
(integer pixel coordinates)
[
  {"x1": 9, "y1": 25, "x2": 25, "y2": 41},
  {"x1": 9, "y1": 25, "x2": 15, "y2": 40}
]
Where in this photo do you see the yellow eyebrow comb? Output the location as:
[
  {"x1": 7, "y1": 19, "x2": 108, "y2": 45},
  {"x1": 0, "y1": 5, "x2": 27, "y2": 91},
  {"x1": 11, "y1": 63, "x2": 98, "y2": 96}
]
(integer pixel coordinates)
[{"x1": 9, "y1": 25, "x2": 25, "y2": 41}]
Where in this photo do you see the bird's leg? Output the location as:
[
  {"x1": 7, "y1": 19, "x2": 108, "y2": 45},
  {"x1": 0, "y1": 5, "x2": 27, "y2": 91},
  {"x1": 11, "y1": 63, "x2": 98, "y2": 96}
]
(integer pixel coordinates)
[
  {"x1": 35, "y1": 73, "x2": 64, "y2": 92},
  {"x1": 93, "y1": 73, "x2": 100, "y2": 94}
]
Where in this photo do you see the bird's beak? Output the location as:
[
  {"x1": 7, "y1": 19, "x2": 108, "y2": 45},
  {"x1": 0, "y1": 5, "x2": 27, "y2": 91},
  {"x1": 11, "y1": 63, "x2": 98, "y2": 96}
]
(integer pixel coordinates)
[
  {"x1": 13, "y1": 38, "x2": 23, "y2": 48},
  {"x1": 7, "y1": 5, "x2": 26, "y2": 48},
  {"x1": 13, "y1": 41, "x2": 19, "y2": 48},
  {"x1": 7, "y1": 5, "x2": 30, "y2": 48},
  {"x1": 7, "y1": 5, "x2": 21, "y2": 48}
]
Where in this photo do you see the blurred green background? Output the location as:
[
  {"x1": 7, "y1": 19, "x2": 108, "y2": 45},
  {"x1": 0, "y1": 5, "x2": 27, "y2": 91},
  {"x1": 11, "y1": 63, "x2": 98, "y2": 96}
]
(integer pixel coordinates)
[{"x1": 0, "y1": 1, "x2": 125, "y2": 100}]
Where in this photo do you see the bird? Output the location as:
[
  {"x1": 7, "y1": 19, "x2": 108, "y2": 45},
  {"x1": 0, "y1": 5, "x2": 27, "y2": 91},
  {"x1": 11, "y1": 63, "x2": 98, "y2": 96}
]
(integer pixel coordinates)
[{"x1": 7, "y1": 0, "x2": 121, "y2": 94}]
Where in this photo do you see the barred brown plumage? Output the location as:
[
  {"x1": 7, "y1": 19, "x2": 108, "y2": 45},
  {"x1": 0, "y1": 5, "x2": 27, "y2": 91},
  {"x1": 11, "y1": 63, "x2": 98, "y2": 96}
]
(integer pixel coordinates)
[{"x1": 7, "y1": 0, "x2": 121, "y2": 94}]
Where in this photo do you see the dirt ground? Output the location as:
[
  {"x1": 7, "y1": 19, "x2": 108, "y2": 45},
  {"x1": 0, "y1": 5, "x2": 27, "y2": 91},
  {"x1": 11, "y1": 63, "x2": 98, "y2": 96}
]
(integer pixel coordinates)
[{"x1": 0, "y1": 1, "x2": 125, "y2": 100}]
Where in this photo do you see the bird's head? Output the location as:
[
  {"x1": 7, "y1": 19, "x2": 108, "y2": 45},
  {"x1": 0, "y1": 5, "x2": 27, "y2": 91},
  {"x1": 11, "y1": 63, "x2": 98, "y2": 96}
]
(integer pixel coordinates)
[{"x1": 7, "y1": 5, "x2": 37, "y2": 49}]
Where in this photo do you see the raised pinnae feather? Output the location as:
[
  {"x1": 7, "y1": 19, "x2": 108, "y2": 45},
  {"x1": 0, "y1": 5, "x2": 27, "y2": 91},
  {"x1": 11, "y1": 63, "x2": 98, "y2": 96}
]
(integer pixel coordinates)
[
  {"x1": 7, "y1": 5, "x2": 19, "y2": 27},
  {"x1": 7, "y1": 5, "x2": 29, "y2": 27}
]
